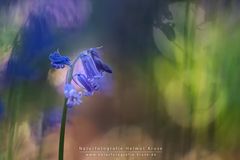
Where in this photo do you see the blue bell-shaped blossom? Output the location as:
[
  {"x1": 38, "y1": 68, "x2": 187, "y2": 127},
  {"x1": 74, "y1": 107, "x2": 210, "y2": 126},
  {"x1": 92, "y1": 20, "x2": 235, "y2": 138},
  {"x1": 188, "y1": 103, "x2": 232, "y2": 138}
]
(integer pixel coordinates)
[
  {"x1": 76, "y1": 74, "x2": 96, "y2": 95},
  {"x1": 79, "y1": 51, "x2": 102, "y2": 79},
  {"x1": 48, "y1": 47, "x2": 113, "y2": 108}
]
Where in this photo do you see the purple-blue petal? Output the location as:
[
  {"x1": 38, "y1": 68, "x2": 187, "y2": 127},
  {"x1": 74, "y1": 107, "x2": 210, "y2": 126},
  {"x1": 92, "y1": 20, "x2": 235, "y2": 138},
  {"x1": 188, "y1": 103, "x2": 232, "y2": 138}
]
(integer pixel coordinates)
[
  {"x1": 80, "y1": 53, "x2": 102, "y2": 79},
  {"x1": 49, "y1": 51, "x2": 71, "y2": 69},
  {"x1": 89, "y1": 48, "x2": 101, "y2": 58},
  {"x1": 77, "y1": 74, "x2": 94, "y2": 93},
  {"x1": 87, "y1": 48, "x2": 112, "y2": 74},
  {"x1": 92, "y1": 56, "x2": 112, "y2": 73}
]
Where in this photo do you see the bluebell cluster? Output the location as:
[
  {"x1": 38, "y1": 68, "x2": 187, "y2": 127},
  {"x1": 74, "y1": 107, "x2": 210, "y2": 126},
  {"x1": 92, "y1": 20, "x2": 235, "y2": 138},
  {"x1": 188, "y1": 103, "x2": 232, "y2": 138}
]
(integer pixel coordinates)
[{"x1": 49, "y1": 47, "x2": 112, "y2": 108}]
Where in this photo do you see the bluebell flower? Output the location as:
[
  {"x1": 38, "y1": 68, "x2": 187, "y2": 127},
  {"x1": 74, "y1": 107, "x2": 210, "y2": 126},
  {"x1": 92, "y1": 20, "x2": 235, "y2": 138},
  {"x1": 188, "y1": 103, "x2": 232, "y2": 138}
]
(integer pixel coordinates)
[
  {"x1": 80, "y1": 51, "x2": 102, "y2": 79},
  {"x1": 75, "y1": 73, "x2": 100, "y2": 96},
  {"x1": 88, "y1": 78, "x2": 100, "y2": 91},
  {"x1": 49, "y1": 47, "x2": 112, "y2": 108},
  {"x1": 64, "y1": 83, "x2": 75, "y2": 97},
  {"x1": 49, "y1": 50, "x2": 71, "y2": 69},
  {"x1": 66, "y1": 91, "x2": 82, "y2": 108},
  {"x1": 88, "y1": 48, "x2": 112, "y2": 74},
  {"x1": 64, "y1": 84, "x2": 82, "y2": 108}
]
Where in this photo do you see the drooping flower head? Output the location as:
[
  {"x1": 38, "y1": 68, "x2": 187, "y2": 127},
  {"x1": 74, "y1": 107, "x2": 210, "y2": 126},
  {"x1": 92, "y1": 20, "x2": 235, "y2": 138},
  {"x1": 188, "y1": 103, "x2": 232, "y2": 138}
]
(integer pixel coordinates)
[
  {"x1": 79, "y1": 50, "x2": 102, "y2": 79},
  {"x1": 49, "y1": 47, "x2": 112, "y2": 108}
]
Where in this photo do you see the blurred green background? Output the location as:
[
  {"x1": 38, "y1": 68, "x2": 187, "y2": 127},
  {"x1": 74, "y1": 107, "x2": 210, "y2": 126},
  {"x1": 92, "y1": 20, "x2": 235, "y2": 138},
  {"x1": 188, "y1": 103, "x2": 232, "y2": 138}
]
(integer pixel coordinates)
[{"x1": 0, "y1": 0, "x2": 240, "y2": 159}]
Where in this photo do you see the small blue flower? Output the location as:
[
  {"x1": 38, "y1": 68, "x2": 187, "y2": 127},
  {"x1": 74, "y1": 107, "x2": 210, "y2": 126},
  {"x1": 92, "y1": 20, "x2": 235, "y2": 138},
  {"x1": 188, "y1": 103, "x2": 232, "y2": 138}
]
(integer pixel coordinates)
[
  {"x1": 80, "y1": 51, "x2": 102, "y2": 79},
  {"x1": 49, "y1": 50, "x2": 71, "y2": 69},
  {"x1": 76, "y1": 74, "x2": 100, "y2": 95},
  {"x1": 64, "y1": 84, "x2": 82, "y2": 108},
  {"x1": 48, "y1": 47, "x2": 112, "y2": 108},
  {"x1": 89, "y1": 48, "x2": 112, "y2": 74},
  {"x1": 66, "y1": 92, "x2": 82, "y2": 108},
  {"x1": 64, "y1": 83, "x2": 75, "y2": 97}
]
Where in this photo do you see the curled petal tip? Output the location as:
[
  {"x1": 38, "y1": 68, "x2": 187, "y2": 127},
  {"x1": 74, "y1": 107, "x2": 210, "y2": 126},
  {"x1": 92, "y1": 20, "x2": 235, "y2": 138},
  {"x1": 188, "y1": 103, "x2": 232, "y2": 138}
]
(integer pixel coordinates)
[
  {"x1": 49, "y1": 50, "x2": 71, "y2": 69},
  {"x1": 88, "y1": 48, "x2": 112, "y2": 74},
  {"x1": 92, "y1": 56, "x2": 112, "y2": 73},
  {"x1": 102, "y1": 63, "x2": 112, "y2": 73}
]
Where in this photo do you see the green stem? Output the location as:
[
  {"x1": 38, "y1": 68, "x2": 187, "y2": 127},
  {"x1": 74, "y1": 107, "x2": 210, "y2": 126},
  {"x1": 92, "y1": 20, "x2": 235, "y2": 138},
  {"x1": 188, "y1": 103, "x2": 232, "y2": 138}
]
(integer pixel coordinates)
[
  {"x1": 183, "y1": 0, "x2": 194, "y2": 152},
  {"x1": 184, "y1": 0, "x2": 191, "y2": 68},
  {"x1": 58, "y1": 99, "x2": 68, "y2": 160},
  {"x1": 58, "y1": 51, "x2": 82, "y2": 160}
]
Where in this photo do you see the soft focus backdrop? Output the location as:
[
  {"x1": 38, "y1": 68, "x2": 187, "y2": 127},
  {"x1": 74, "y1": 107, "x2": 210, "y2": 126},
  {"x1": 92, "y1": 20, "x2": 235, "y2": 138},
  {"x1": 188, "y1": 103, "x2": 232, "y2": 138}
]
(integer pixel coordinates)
[{"x1": 0, "y1": 0, "x2": 240, "y2": 160}]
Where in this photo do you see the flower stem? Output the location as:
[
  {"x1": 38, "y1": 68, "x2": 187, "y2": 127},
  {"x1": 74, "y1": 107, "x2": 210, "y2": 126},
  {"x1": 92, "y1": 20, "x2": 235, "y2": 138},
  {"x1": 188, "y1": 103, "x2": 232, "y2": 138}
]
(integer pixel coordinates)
[
  {"x1": 58, "y1": 52, "x2": 82, "y2": 160},
  {"x1": 58, "y1": 99, "x2": 68, "y2": 160}
]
